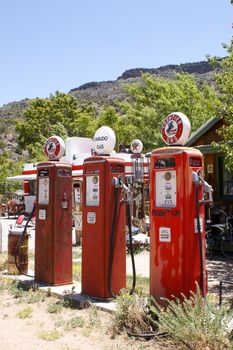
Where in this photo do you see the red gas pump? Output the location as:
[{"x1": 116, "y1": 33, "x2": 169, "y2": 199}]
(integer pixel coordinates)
[
  {"x1": 150, "y1": 113, "x2": 208, "y2": 300},
  {"x1": 35, "y1": 136, "x2": 73, "y2": 285},
  {"x1": 82, "y1": 126, "x2": 127, "y2": 299}
]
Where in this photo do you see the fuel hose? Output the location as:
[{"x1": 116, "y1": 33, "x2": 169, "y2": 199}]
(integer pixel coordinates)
[
  {"x1": 14, "y1": 205, "x2": 35, "y2": 278},
  {"x1": 126, "y1": 201, "x2": 136, "y2": 295},
  {"x1": 108, "y1": 185, "x2": 136, "y2": 298},
  {"x1": 107, "y1": 186, "x2": 119, "y2": 298},
  {"x1": 195, "y1": 185, "x2": 205, "y2": 297}
]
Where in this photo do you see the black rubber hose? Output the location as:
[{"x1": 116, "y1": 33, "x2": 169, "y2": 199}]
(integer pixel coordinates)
[
  {"x1": 195, "y1": 185, "x2": 205, "y2": 297},
  {"x1": 14, "y1": 205, "x2": 36, "y2": 278},
  {"x1": 126, "y1": 202, "x2": 136, "y2": 295},
  {"x1": 107, "y1": 186, "x2": 119, "y2": 299}
]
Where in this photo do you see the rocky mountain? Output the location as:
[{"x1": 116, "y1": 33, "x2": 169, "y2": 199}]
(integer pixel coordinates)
[
  {"x1": 69, "y1": 60, "x2": 218, "y2": 106},
  {"x1": 0, "y1": 60, "x2": 219, "y2": 161}
]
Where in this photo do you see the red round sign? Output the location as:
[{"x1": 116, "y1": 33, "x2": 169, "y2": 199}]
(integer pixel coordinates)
[
  {"x1": 161, "y1": 112, "x2": 190, "y2": 146},
  {"x1": 44, "y1": 136, "x2": 65, "y2": 160}
]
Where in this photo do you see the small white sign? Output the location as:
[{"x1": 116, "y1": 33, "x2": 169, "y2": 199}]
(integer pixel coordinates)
[
  {"x1": 207, "y1": 164, "x2": 213, "y2": 174},
  {"x1": 87, "y1": 212, "x2": 96, "y2": 224},
  {"x1": 159, "y1": 227, "x2": 171, "y2": 242},
  {"x1": 39, "y1": 209, "x2": 46, "y2": 220},
  {"x1": 194, "y1": 218, "x2": 203, "y2": 233}
]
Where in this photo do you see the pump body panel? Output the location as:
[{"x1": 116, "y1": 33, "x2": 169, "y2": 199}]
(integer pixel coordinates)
[
  {"x1": 150, "y1": 147, "x2": 207, "y2": 300},
  {"x1": 35, "y1": 162, "x2": 73, "y2": 285},
  {"x1": 82, "y1": 156, "x2": 126, "y2": 299}
]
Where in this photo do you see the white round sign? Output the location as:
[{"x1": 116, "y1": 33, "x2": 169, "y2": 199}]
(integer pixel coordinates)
[
  {"x1": 44, "y1": 135, "x2": 65, "y2": 160},
  {"x1": 130, "y1": 139, "x2": 143, "y2": 154},
  {"x1": 161, "y1": 112, "x2": 191, "y2": 146},
  {"x1": 93, "y1": 126, "x2": 116, "y2": 155}
]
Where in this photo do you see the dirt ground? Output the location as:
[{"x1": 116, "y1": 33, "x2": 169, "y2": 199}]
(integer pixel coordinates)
[
  {"x1": 0, "y1": 280, "x2": 180, "y2": 350},
  {"x1": 0, "y1": 250, "x2": 233, "y2": 350}
]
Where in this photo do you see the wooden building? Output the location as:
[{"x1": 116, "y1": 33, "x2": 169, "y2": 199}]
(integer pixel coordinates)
[{"x1": 187, "y1": 116, "x2": 233, "y2": 218}]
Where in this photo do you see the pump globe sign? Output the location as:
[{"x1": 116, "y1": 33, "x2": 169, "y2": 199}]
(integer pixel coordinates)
[
  {"x1": 161, "y1": 112, "x2": 191, "y2": 146},
  {"x1": 130, "y1": 139, "x2": 143, "y2": 154},
  {"x1": 44, "y1": 135, "x2": 65, "y2": 160},
  {"x1": 93, "y1": 126, "x2": 116, "y2": 155}
]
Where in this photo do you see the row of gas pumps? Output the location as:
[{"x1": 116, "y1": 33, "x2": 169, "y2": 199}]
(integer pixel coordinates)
[{"x1": 16, "y1": 112, "x2": 213, "y2": 302}]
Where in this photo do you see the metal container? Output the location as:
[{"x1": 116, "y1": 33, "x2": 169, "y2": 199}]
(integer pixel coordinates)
[{"x1": 8, "y1": 228, "x2": 28, "y2": 275}]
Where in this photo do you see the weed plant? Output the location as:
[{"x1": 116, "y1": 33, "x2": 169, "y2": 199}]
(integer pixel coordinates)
[
  {"x1": 38, "y1": 329, "x2": 62, "y2": 341},
  {"x1": 111, "y1": 290, "x2": 157, "y2": 336},
  {"x1": 126, "y1": 275, "x2": 149, "y2": 296},
  {"x1": 149, "y1": 285, "x2": 233, "y2": 349},
  {"x1": 47, "y1": 301, "x2": 63, "y2": 314},
  {"x1": 16, "y1": 306, "x2": 33, "y2": 319},
  {"x1": 0, "y1": 254, "x2": 8, "y2": 271},
  {"x1": 64, "y1": 316, "x2": 85, "y2": 331},
  {"x1": 88, "y1": 305, "x2": 101, "y2": 327},
  {"x1": 73, "y1": 261, "x2": 81, "y2": 281},
  {"x1": 112, "y1": 286, "x2": 233, "y2": 349}
]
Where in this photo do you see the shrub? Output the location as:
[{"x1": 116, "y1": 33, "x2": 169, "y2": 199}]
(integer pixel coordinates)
[
  {"x1": 111, "y1": 290, "x2": 157, "y2": 336},
  {"x1": 65, "y1": 316, "x2": 85, "y2": 331},
  {"x1": 150, "y1": 285, "x2": 233, "y2": 349},
  {"x1": 16, "y1": 306, "x2": 33, "y2": 319},
  {"x1": 38, "y1": 329, "x2": 62, "y2": 341},
  {"x1": 47, "y1": 301, "x2": 63, "y2": 314}
]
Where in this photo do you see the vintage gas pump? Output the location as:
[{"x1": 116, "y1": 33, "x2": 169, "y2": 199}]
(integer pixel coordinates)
[
  {"x1": 150, "y1": 112, "x2": 210, "y2": 301},
  {"x1": 82, "y1": 126, "x2": 128, "y2": 299},
  {"x1": 35, "y1": 136, "x2": 73, "y2": 285}
]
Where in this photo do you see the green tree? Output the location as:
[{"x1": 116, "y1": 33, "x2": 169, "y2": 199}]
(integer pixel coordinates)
[
  {"x1": 116, "y1": 73, "x2": 220, "y2": 151},
  {"x1": 0, "y1": 152, "x2": 22, "y2": 197},
  {"x1": 214, "y1": 39, "x2": 233, "y2": 168},
  {"x1": 16, "y1": 91, "x2": 96, "y2": 160}
]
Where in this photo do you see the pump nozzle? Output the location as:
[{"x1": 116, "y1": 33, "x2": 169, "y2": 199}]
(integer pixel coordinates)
[
  {"x1": 192, "y1": 171, "x2": 213, "y2": 203},
  {"x1": 192, "y1": 171, "x2": 200, "y2": 186}
]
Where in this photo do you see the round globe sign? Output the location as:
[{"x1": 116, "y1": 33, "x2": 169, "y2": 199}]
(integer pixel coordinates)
[
  {"x1": 93, "y1": 126, "x2": 116, "y2": 155},
  {"x1": 161, "y1": 112, "x2": 191, "y2": 146},
  {"x1": 130, "y1": 139, "x2": 143, "y2": 154},
  {"x1": 44, "y1": 135, "x2": 65, "y2": 160}
]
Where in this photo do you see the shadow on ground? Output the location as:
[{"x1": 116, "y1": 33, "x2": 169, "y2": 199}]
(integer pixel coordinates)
[{"x1": 207, "y1": 253, "x2": 233, "y2": 301}]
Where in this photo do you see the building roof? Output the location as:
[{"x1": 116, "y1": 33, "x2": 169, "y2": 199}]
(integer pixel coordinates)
[{"x1": 186, "y1": 116, "x2": 221, "y2": 146}]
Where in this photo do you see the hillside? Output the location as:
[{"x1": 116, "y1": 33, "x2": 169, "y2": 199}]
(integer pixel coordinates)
[{"x1": 0, "y1": 60, "x2": 219, "y2": 161}]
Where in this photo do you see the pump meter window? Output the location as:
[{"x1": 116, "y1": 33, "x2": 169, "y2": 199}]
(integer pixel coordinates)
[
  {"x1": 86, "y1": 175, "x2": 100, "y2": 206},
  {"x1": 38, "y1": 178, "x2": 49, "y2": 205},
  {"x1": 155, "y1": 170, "x2": 176, "y2": 208}
]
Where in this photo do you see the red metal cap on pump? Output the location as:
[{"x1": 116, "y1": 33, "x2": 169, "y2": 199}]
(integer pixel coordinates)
[{"x1": 161, "y1": 112, "x2": 191, "y2": 146}]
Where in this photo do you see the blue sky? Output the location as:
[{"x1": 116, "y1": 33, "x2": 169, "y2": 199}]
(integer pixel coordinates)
[{"x1": 0, "y1": 0, "x2": 232, "y2": 106}]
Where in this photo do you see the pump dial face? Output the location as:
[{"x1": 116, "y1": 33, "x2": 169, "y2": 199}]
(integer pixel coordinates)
[{"x1": 164, "y1": 172, "x2": 172, "y2": 181}]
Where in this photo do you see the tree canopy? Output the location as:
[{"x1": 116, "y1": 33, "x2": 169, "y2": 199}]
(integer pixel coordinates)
[
  {"x1": 0, "y1": 151, "x2": 22, "y2": 198},
  {"x1": 213, "y1": 40, "x2": 233, "y2": 169},
  {"x1": 16, "y1": 73, "x2": 220, "y2": 158},
  {"x1": 16, "y1": 91, "x2": 97, "y2": 160},
  {"x1": 114, "y1": 73, "x2": 220, "y2": 150}
]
